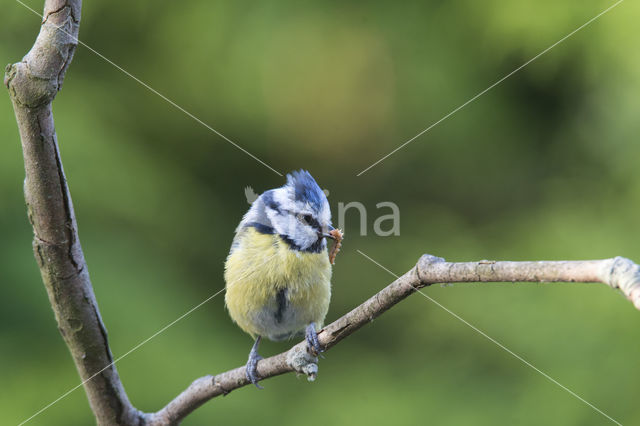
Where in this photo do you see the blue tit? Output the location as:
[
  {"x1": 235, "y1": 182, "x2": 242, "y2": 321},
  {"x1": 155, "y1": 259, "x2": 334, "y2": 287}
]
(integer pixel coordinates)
[{"x1": 224, "y1": 170, "x2": 336, "y2": 387}]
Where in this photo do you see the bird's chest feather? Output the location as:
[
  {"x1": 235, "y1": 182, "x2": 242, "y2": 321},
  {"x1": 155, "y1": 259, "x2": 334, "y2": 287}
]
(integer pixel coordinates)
[{"x1": 224, "y1": 229, "x2": 332, "y2": 340}]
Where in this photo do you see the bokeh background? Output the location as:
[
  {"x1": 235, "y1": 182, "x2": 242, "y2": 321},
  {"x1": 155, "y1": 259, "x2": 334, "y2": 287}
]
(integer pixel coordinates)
[{"x1": 2, "y1": 1, "x2": 639, "y2": 425}]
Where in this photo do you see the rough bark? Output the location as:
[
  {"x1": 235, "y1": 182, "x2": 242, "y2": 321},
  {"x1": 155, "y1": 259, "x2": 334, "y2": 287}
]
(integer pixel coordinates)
[{"x1": 5, "y1": 1, "x2": 143, "y2": 424}]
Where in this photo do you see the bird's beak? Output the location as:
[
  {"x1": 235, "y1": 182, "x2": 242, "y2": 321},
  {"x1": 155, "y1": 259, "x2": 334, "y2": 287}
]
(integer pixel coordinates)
[{"x1": 320, "y1": 225, "x2": 336, "y2": 240}]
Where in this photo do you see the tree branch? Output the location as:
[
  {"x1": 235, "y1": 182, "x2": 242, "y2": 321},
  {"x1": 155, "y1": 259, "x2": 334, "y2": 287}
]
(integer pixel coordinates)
[
  {"x1": 146, "y1": 255, "x2": 640, "y2": 425},
  {"x1": 5, "y1": 1, "x2": 143, "y2": 424}
]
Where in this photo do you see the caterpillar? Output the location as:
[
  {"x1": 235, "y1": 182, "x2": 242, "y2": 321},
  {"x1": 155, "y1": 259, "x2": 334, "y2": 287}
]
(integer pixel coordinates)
[{"x1": 328, "y1": 228, "x2": 344, "y2": 265}]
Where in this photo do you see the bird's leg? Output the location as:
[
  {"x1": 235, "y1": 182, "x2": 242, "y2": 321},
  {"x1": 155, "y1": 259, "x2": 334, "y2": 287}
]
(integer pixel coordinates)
[
  {"x1": 305, "y1": 322, "x2": 323, "y2": 355},
  {"x1": 246, "y1": 336, "x2": 263, "y2": 389}
]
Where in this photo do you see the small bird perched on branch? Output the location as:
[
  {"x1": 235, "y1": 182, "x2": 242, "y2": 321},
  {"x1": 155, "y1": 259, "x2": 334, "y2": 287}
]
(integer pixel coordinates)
[{"x1": 225, "y1": 170, "x2": 338, "y2": 387}]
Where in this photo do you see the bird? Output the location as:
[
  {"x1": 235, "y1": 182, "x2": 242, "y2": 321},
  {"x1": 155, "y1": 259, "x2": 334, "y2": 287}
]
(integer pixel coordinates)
[{"x1": 225, "y1": 170, "x2": 336, "y2": 387}]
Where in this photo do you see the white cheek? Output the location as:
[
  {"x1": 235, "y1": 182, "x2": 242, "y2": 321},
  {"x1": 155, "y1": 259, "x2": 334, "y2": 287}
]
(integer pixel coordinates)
[
  {"x1": 290, "y1": 224, "x2": 316, "y2": 250},
  {"x1": 275, "y1": 213, "x2": 303, "y2": 239},
  {"x1": 296, "y1": 225, "x2": 311, "y2": 243}
]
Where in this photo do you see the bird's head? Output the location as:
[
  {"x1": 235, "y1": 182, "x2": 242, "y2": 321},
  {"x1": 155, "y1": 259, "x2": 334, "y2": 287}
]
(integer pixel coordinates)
[{"x1": 241, "y1": 170, "x2": 334, "y2": 252}]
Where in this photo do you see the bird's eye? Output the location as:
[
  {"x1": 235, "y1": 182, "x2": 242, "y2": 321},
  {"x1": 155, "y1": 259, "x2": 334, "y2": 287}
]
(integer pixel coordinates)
[{"x1": 302, "y1": 214, "x2": 313, "y2": 224}]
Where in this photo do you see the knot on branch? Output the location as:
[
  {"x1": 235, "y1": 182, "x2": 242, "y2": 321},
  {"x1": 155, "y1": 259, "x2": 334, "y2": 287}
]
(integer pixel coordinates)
[
  {"x1": 416, "y1": 254, "x2": 446, "y2": 285},
  {"x1": 5, "y1": 62, "x2": 58, "y2": 108},
  {"x1": 286, "y1": 344, "x2": 318, "y2": 381},
  {"x1": 605, "y1": 257, "x2": 640, "y2": 310}
]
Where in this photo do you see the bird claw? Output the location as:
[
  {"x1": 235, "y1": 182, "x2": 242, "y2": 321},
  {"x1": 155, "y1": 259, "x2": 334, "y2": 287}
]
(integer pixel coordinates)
[
  {"x1": 246, "y1": 336, "x2": 264, "y2": 389},
  {"x1": 246, "y1": 356, "x2": 264, "y2": 389},
  {"x1": 305, "y1": 323, "x2": 323, "y2": 356}
]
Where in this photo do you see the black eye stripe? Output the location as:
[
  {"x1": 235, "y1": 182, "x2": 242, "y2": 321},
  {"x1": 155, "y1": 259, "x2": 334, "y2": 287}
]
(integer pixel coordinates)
[
  {"x1": 307, "y1": 216, "x2": 321, "y2": 229},
  {"x1": 282, "y1": 209, "x2": 321, "y2": 230},
  {"x1": 297, "y1": 213, "x2": 320, "y2": 229}
]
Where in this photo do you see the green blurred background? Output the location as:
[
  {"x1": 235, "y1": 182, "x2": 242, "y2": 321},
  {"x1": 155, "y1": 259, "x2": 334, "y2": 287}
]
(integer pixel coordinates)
[{"x1": 2, "y1": 1, "x2": 639, "y2": 425}]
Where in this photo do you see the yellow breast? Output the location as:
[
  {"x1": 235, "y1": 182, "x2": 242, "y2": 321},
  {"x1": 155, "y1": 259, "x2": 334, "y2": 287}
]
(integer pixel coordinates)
[{"x1": 224, "y1": 227, "x2": 332, "y2": 340}]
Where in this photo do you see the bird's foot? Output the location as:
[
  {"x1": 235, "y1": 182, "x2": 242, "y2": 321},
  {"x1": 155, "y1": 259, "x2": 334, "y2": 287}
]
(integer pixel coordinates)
[
  {"x1": 305, "y1": 322, "x2": 323, "y2": 356},
  {"x1": 246, "y1": 336, "x2": 264, "y2": 389}
]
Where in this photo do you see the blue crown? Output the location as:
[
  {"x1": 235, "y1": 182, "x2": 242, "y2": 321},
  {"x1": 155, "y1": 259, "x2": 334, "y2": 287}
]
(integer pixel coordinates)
[{"x1": 286, "y1": 170, "x2": 325, "y2": 210}]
